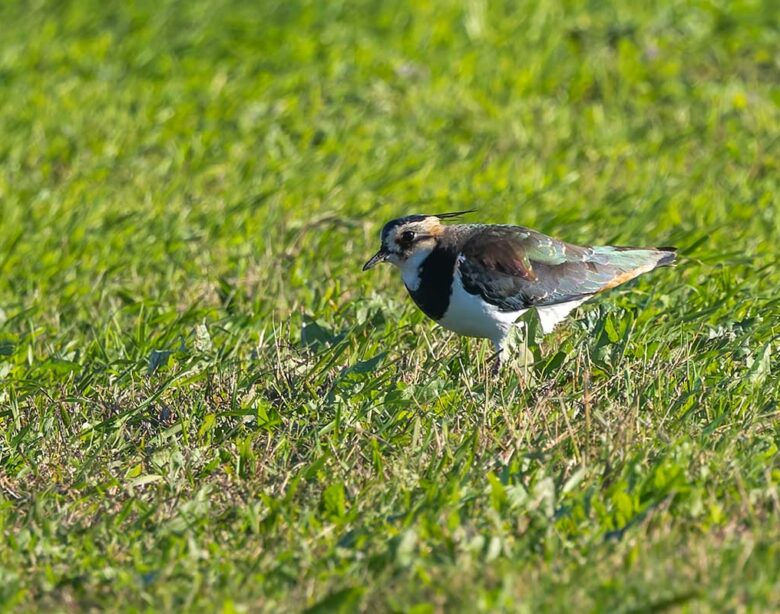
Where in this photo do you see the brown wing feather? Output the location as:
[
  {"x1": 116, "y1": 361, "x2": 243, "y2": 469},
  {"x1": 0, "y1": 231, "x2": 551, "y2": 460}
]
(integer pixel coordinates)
[
  {"x1": 461, "y1": 227, "x2": 538, "y2": 281},
  {"x1": 471, "y1": 240, "x2": 537, "y2": 281}
]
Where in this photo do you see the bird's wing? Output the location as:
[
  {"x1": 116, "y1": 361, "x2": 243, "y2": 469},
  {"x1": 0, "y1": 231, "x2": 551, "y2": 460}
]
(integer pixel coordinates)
[{"x1": 458, "y1": 225, "x2": 674, "y2": 312}]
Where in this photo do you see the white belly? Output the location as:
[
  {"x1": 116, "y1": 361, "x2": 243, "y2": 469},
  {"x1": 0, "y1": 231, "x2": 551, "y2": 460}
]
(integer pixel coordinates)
[
  {"x1": 437, "y1": 275, "x2": 589, "y2": 347},
  {"x1": 438, "y1": 273, "x2": 527, "y2": 348},
  {"x1": 536, "y1": 298, "x2": 588, "y2": 334},
  {"x1": 400, "y1": 255, "x2": 588, "y2": 349}
]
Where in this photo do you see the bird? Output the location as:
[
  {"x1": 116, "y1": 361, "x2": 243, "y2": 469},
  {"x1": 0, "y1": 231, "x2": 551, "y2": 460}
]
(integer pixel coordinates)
[{"x1": 362, "y1": 211, "x2": 676, "y2": 372}]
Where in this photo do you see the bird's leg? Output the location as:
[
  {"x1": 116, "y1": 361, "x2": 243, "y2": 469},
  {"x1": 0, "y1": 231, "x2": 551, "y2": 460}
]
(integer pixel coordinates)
[
  {"x1": 490, "y1": 349, "x2": 502, "y2": 376},
  {"x1": 489, "y1": 338, "x2": 505, "y2": 376}
]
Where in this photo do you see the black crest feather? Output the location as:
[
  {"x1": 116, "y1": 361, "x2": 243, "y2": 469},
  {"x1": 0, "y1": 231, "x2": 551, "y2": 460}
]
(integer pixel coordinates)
[{"x1": 435, "y1": 209, "x2": 476, "y2": 220}]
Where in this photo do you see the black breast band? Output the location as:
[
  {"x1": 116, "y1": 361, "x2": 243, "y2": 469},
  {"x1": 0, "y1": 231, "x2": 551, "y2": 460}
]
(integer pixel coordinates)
[{"x1": 406, "y1": 246, "x2": 457, "y2": 321}]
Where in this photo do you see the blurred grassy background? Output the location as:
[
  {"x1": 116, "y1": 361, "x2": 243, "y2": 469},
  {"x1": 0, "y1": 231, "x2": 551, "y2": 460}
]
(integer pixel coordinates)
[{"x1": 0, "y1": 0, "x2": 778, "y2": 611}]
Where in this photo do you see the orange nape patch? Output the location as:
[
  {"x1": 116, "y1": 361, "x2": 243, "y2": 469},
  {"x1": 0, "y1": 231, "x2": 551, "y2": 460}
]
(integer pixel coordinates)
[
  {"x1": 598, "y1": 263, "x2": 656, "y2": 292},
  {"x1": 415, "y1": 217, "x2": 446, "y2": 236}
]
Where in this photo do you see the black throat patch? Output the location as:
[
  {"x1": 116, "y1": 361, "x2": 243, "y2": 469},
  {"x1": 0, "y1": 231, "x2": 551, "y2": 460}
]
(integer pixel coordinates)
[{"x1": 406, "y1": 245, "x2": 458, "y2": 321}]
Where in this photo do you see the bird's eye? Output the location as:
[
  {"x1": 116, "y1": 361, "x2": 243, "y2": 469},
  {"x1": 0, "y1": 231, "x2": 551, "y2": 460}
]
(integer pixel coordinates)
[{"x1": 400, "y1": 230, "x2": 416, "y2": 243}]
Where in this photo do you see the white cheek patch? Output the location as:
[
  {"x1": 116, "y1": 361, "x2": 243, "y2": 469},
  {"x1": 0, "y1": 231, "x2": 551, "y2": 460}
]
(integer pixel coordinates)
[{"x1": 398, "y1": 247, "x2": 432, "y2": 291}]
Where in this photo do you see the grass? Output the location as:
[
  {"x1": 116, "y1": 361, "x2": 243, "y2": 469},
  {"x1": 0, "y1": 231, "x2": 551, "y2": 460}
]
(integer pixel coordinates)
[{"x1": 1, "y1": 0, "x2": 779, "y2": 610}]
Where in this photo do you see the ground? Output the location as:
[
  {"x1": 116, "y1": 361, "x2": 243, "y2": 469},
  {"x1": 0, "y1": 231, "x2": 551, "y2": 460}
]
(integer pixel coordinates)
[{"x1": 1, "y1": 0, "x2": 779, "y2": 611}]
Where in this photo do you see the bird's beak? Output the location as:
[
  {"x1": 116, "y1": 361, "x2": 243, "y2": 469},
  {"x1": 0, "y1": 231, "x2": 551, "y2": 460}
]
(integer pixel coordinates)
[{"x1": 362, "y1": 250, "x2": 388, "y2": 271}]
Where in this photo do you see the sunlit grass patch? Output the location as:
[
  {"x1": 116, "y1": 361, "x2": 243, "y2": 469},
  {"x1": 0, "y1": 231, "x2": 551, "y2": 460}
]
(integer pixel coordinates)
[{"x1": 0, "y1": 0, "x2": 778, "y2": 610}]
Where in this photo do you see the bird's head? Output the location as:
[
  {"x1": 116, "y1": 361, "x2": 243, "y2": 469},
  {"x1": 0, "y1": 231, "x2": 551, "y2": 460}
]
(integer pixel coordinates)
[{"x1": 362, "y1": 210, "x2": 474, "y2": 271}]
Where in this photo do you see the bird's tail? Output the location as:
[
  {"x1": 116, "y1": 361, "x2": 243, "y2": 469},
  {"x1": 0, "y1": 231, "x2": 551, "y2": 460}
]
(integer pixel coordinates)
[
  {"x1": 654, "y1": 246, "x2": 677, "y2": 267},
  {"x1": 591, "y1": 245, "x2": 677, "y2": 292}
]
